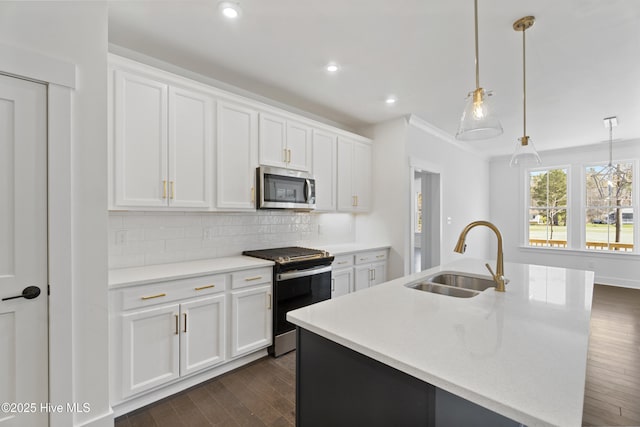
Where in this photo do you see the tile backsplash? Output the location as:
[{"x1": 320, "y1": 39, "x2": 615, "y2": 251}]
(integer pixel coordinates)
[{"x1": 109, "y1": 211, "x2": 355, "y2": 269}]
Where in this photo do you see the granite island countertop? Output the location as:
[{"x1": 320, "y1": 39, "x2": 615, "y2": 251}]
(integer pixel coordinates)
[{"x1": 287, "y1": 258, "x2": 594, "y2": 427}]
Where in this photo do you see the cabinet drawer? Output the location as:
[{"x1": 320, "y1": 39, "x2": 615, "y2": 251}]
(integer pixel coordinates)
[
  {"x1": 231, "y1": 267, "x2": 273, "y2": 289},
  {"x1": 355, "y1": 250, "x2": 387, "y2": 265},
  {"x1": 121, "y1": 274, "x2": 227, "y2": 310},
  {"x1": 332, "y1": 254, "x2": 354, "y2": 269}
]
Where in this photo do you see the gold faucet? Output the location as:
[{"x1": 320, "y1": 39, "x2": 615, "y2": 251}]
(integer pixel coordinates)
[{"x1": 454, "y1": 221, "x2": 508, "y2": 292}]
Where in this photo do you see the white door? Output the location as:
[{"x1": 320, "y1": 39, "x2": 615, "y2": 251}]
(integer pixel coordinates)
[
  {"x1": 286, "y1": 121, "x2": 311, "y2": 171},
  {"x1": 0, "y1": 74, "x2": 48, "y2": 426},
  {"x1": 352, "y1": 141, "x2": 372, "y2": 212},
  {"x1": 354, "y1": 265, "x2": 372, "y2": 292},
  {"x1": 114, "y1": 69, "x2": 168, "y2": 208},
  {"x1": 179, "y1": 295, "x2": 226, "y2": 376},
  {"x1": 230, "y1": 285, "x2": 272, "y2": 357},
  {"x1": 216, "y1": 100, "x2": 258, "y2": 210},
  {"x1": 337, "y1": 137, "x2": 354, "y2": 211},
  {"x1": 370, "y1": 262, "x2": 387, "y2": 286},
  {"x1": 331, "y1": 269, "x2": 353, "y2": 298},
  {"x1": 312, "y1": 130, "x2": 337, "y2": 211},
  {"x1": 168, "y1": 86, "x2": 212, "y2": 208},
  {"x1": 258, "y1": 113, "x2": 287, "y2": 168}
]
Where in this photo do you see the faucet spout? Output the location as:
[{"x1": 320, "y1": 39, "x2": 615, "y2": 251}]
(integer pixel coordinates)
[{"x1": 454, "y1": 221, "x2": 507, "y2": 292}]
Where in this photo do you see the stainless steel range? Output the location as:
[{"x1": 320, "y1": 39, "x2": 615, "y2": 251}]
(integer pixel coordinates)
[{"x1": 243, "y1": 246, "x2": 334, "y2": 357}]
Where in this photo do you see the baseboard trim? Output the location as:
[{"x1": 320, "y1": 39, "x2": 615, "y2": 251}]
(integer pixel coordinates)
[{"x1": 75, "y1": 408, "x2": 114, "y2": 427}]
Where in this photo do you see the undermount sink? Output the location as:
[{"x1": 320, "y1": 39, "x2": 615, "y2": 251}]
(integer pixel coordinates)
[{"x1": 406, "y1": 272, "x2": 496, "y2": 298}]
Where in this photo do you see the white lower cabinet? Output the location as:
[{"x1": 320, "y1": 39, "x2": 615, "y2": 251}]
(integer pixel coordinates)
[
  {"x1": 331, "y1": 267, "x2": 353, "y2": 298},
  {"x1": 111, "y1": 267, "x2": 272, "y2": 406},
  {"x1": 230, "y1": 285, "x2": 272, "y2": 357},
  {"x1": 331, "y1": 249, "x2": 388, "y2": 297},
  {"x1": 121, "y1": 304, "x2": 180, "y2": 398}
]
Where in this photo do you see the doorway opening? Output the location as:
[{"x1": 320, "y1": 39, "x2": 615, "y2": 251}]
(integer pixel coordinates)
[{"x1": 412, "y1": 169, "x2": 441, "y2": 273}]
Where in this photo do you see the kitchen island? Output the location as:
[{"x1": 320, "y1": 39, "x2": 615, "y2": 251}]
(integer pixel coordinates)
[{"x1": 287, "y1": 259, "x2": 594, "y2": 427}]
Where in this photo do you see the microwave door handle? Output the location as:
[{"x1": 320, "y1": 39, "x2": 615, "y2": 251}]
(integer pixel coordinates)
[{"x1": 305, "y1": 179, "x2": 311, "y2": 202}]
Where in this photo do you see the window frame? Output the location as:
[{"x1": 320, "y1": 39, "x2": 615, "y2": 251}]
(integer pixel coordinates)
[
  {"x1": 522, "y1": 159, "x2": 639, "y2": 255},
  {"x1": 524, "y1": 165, "x2": 572, "y2": 249}
]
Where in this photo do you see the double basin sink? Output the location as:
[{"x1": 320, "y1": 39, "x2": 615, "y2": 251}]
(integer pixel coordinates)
[{"x1": 407, "y1": 272, "x2": 496, "y2": 298}]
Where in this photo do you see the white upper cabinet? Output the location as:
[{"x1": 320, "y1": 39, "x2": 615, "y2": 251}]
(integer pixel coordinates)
[
  {"x1": 312, "y1": 130, "x2": 337, "y2": 211},
  {"x1": 169, "y1": 86, "x2": 213, "y2": 208},
  {"x1": 259, "y1": 113, "x2": 311, "y2": 171},
  {"x1": 216, "y1": 100, "x2": 258, "y2": 210},
  {"x1": 337, "y1": 137, "x2": 372, "y2": 212},
  {"x1": 111, "y1": 67, "x2": 213, "y2": 210},
  {"x1": 113, "y1": 69, "x2": 169, "y2": 208}
]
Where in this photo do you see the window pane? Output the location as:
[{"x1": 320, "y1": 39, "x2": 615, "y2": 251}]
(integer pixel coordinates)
[
  {"x1": 585, "y1": 163, "x2": 634, "y2": 252},
  {"x1": 528, "y1": 168, "x2": 568, "y2": 248}
]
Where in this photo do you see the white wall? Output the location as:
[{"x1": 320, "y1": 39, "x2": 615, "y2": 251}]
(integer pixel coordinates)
[
  {"x1": 357, "y1": 116, "x2": 492, "y2": 280},
  {"x1": 109, "y1": 211, "x2": 355, "y2": 269},
  {"x1": 490, "y1": 139, "x2": 640, "y2": 288},
  {"x1": 0, "y1": 2, "x2": 110, "y2": 426}
]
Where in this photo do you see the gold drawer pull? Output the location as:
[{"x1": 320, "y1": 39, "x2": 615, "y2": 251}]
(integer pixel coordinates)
[
  {"x1": 162, "y1": 180, "x2": 167, "y2": 199},
  {"x1": 245, "y1": 276, "x2": 263, "y2": 282},
  {"x1": 170, "y1": 181, "x2": 175, "y2": 200},
  {"x1": 359, "y1": 258, "x2": 366, "y2": 261},
  {"x1": 174, "y1": 314, "x2": 179, "y2": 335},
  {"x1": 376, "y1": 255, "x2": 385, "y2": 259},
  {"x1": 267, "y1": 293, "x2": 272, "y2": 309},
  {"x1": 194, "y1": 285, "x2": 215, "y2": 291},
  {"x1": 141, "y1": 293, "x2": 166, "y2": 300},
  {"x1": 337, "y1": 261, "x2": 348, "y2": 265}
]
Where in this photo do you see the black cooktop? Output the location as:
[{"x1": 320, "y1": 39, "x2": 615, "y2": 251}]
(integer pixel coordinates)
[{"x1": 243, "y1": 246, "x2": 332, "y2": 265}]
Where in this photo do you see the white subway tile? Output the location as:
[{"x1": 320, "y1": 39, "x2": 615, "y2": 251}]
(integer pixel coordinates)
[
  {"x1": 165, "y1": 238, "x2": 203, "y2": 252},
  {"x1": 144, "y1": 227, "x2": 185, "y2": 240}
]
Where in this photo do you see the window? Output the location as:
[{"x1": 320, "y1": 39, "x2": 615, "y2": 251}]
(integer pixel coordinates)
[
  {"x1": 528, "y1": 168, "x2": 568, "y2": 248},
  {"x1": 585, "y1": 162, "x2": 633, "y2": 251}
]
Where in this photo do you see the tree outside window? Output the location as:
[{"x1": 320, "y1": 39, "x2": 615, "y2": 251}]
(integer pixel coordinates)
[
  {"x1": 529, "y1": 169, "x2": 568, "y2": 247},
  {"x1": 585, "y1": 162, "x2": 633, "y2": 251}
]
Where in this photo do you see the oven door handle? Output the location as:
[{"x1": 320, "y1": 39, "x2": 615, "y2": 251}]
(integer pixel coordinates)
[
  {"x1": 305, "y1": 179, "x2": 311, "y2": 203},
  {"x1": 277, "y1": 265, "x2": 332, "y2": 281}
]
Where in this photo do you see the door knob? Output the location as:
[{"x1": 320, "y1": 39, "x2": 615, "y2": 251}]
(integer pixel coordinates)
[{"x1": 2, "y1": 286, "x2": 41, "y2": 301}]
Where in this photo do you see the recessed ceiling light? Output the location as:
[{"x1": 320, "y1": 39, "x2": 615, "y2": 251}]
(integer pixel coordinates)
[
  {"x1": 219, "y1": 1, "x2": 242, "y2": 19},
  {"x1": 326, "y1": 63, "x2": 339, "y2": 73},
  {"x1": 385, "y1": 96, "x2": 397, "y2": 105}
]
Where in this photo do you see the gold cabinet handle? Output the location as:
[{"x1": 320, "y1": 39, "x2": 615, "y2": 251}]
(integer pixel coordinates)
[
  {"x1": 170, "y1": 181, "x2": 175, "y2": 199},
  {"x1": 141, "y1": 293, "x2": 166, "y2": 300},
  {"x1": 162, "y1": 180, "x2": 167, "y2": 199},
  {"x1": 376, "y1": 255, "x2": 385, "y2": 259},
  {"x1": 183, "y1": 313, "x2": 187, "y2": 333},
  {"x1": 194, "y1": 285, "x2": 215, "y2": 291},
  {"x1": 174, "y1": 314, "x2": 179, "y2": 335},
  {"x1": 283, "y1": 148, "x2": 288, "y2": 163},
  {"x1": 267, "y1": 293, "x2": 272, "y2": 309},
  {"x1": 352, "y1": 196, "x2": 357, "y2": 207},
  {"x1": 287, "y1": 149, "x2": 292, "y2": 163},
  {"x1": 251, "y1": 187, "x2": 255, "y2": 203},
  {"x1": 355, "y1": 195, "x2": 358, "y2": 206},
  {"x1": 337, "y1": 261, "x2": 348, "y2": 265},
  {"x1": 245, "y1": 276, "x2": 262, "y2": 282},
  {"x1": 331, "y1": 278, "x2": 335, "y2": 292}
]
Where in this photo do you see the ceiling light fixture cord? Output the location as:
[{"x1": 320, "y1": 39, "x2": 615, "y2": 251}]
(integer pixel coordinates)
[{"x1": 474, "y1": 0, "x2": 480, "y2": 89}]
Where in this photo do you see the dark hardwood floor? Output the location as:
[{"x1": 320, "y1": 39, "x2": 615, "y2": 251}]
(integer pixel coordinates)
[{"x1": 115, "y1": 284, "x2": 640, "y2": 427}]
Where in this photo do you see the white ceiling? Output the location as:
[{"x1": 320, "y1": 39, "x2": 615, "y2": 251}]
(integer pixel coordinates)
[{"x1": 108, "y1": 0, "x2": 640, "y2": 156}]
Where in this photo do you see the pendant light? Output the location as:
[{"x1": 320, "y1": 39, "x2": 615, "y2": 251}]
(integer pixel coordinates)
[
  {"x1": 592, "y1": 117, "x2": 619, "y2": 199},
  {"x1": 455, "y1": 0, "x2": 503, "y2": 141},
  {"x1": 509, "y1": 16, "x2": 541, "y2": 167}
]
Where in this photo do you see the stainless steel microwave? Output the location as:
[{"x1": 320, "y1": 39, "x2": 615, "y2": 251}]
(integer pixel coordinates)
[{"x1": 257, "y1": 166, "x2": 316, "y2": 210}]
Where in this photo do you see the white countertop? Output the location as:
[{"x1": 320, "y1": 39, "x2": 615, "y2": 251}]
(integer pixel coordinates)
[
  {"x1": 312, "y1": 242, "x2": 391, "y2": 256},
  {"x1": 109, "y1": 256, "x2": 274, "y2": 288},
  {"x1": 287, "y1": 258, "x2": 594, "y2": 427}
]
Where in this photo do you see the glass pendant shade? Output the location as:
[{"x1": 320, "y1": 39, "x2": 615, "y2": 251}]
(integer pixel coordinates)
[
  {"x1": 509, "y1": 136, "x2": 541, "y2": 167},
  {"x1": 456, "y1": 88, "x2": 503, "y2": 140}
]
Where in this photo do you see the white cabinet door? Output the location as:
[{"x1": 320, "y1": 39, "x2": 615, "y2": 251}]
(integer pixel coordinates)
[
  {"x1": 259, "y1": 113, "x2": 287, "y2": 168},
  {"x1": 216, "y1": 100, "x2": 258, "y2": 210},
  {"x1": 168, "y1": 86, "x2": 213, "y2": 208},
  {"x1": 337, "y1": 137, "x2": 355, "y2": 211},
  {"x1": 230, "y1": 285, "x2": 272, "y2": 357},
  {"x1": 312, "y1": 130, "x2": 337, "y2": 211},
  {"x1": 286, "y1": 120, "x2": 312, "y2": 171},
  {"x1": 354, "y1": 265, "x2": 372, "y2": 292},
  {"x1": 337, "y1": 137, "x2": 372, "y2": 212},
  {"x1": 114, "y1": 69, "x2": 168, "y2": 207},
  {"x1": 121, "y1": 304, "x2": 180, "y2": 398},
  {"x1": 370, "y1": 262, "x2": 387, "y2": 286},
  {"x1": 352, "y1": 141, "x2": 372, "y2": 212},
  {"x1": 331, "y1": 268, "x2": 353, "y2": 298},
  {"x1": 179, "y1": 295, "x2": 226, "y2": 376}
]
